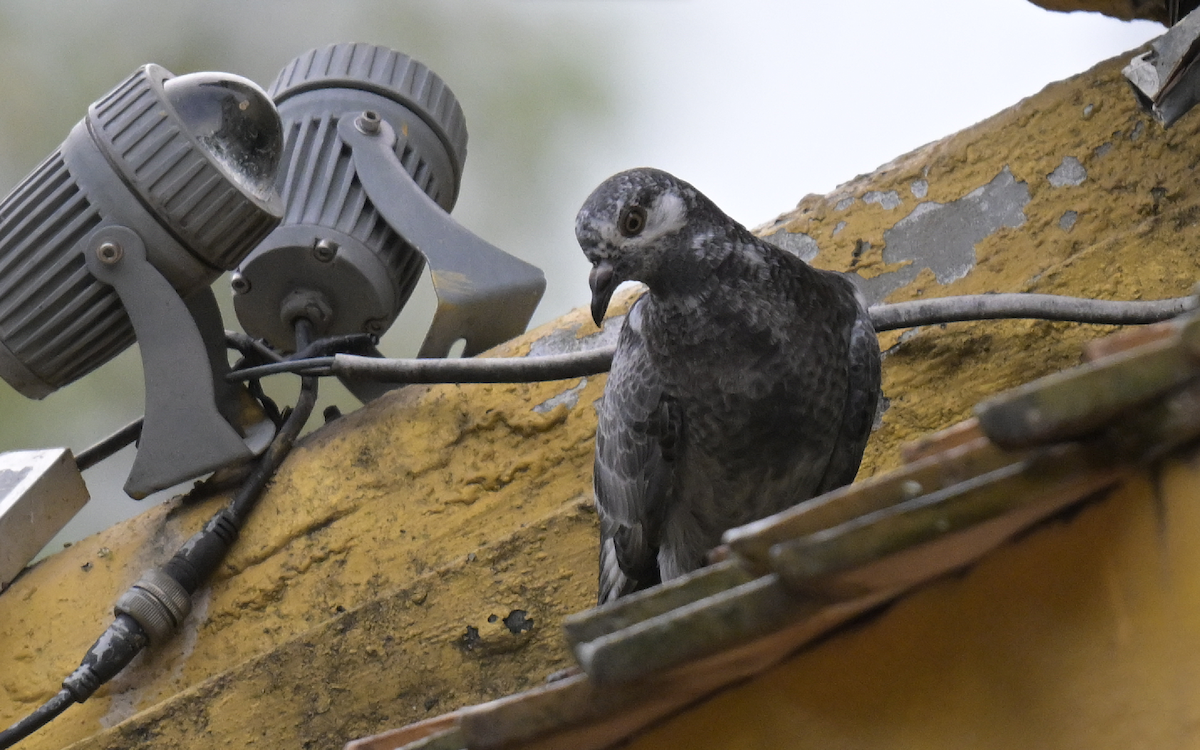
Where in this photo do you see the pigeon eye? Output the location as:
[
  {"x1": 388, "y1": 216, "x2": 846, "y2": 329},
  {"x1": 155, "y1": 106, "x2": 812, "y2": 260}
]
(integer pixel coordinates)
[{"x1": 618, "y1": 205, "x2": 648, "y2": 237}]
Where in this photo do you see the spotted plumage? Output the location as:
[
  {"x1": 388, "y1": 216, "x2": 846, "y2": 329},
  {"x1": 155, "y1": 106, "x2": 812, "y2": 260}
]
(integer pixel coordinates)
[{"x1": 576, "y1": 168, "x2": 881, "y2": 604}]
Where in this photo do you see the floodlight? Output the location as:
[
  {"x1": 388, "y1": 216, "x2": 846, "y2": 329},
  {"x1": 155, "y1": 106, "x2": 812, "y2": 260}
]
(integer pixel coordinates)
[
  {"x1": 232, "y1": 43, "x2": 545, "y2": 398},
  {"x1": 0, "y1": 64, "x2": 284, "y2": 498}
]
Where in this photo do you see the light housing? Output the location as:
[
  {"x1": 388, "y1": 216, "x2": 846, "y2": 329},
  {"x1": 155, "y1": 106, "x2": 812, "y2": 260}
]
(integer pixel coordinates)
[
  {"x1": 232, "y1": 44, "x2": 545, "y2": 392},
  {"x1": 0, "y1": 64, "x2": 284, "y2": 497}
]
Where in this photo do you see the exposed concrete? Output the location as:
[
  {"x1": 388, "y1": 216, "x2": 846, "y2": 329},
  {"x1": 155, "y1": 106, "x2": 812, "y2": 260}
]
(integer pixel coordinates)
[
  {"x1": 759, "y1": 47, "x2": 1200, "y2": 479},
  {"x1": 863, "y1": 190, "x2": 902, "y2": 210},
  {"x1": 856, "y1": 167, "x2": 1031, "y2": 304},
  {"x1": 1048, "y1": 155, "x2": 1088, "y2": 187},
  {"x1": 762, "y1": 230, "x2": 820, "y2": 261}
]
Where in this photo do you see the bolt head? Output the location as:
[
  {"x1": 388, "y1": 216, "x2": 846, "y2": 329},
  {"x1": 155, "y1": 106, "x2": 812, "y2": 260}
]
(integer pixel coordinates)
[
  {"x1": 230, "y1": 272, "x2": 251, "y2": 295},
  {"x1": 355, "y1": 110, "x2": 382, "y2": 135},
  {"x1": 313, "y1": 239, "x2": 338, "y2": 263},
  {"x1": 96, "y1": 242, "x2": 124, "y2": 265}
]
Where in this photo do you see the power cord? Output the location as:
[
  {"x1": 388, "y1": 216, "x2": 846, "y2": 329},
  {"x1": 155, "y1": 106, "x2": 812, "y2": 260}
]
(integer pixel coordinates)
[
  {"x1": 0, "y1": 324, "x2": 320, "y2": 750},
  {"x1": 226, "y1": 290, "x2": 1200, "y2": 386}
]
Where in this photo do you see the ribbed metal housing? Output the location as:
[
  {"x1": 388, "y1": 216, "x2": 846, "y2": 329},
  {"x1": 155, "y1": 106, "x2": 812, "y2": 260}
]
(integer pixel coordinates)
[
  {"x1": 88, "y1": 64, "x2": 281, "y2": 270},
  {"x1": 279, "y1": 111, "x2": 428, "y2": 302},
  {"x1": 0, "y1": 150, "x2": 129, "y2": 394},
  {"x1": 234, "y1": 43, "x2": 468, "y2": 349},
  {"x1": 0, "y1": 64, "x2": 283, "y2": 398},
  {"x1": 269, "y1": 42, "x2": 467, "y2": 192}
]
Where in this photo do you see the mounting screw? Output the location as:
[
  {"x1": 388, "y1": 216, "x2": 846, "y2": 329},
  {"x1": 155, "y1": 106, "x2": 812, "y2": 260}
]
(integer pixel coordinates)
[
  {"x1": 96, "y1": 242, "x2": 123, "y2": 265},
  {"x1": 355, "y1": 110, "x2": 382, "y2": 135},
  {"x1": 313, "y1": 239, "x2": 338, "y2": 263},
  {"x1": 230, "y1": 272, "x2": 251, "y2": 295},
  {"x1": 364, "y1": 318, "x2": 386, "y2": 335}
]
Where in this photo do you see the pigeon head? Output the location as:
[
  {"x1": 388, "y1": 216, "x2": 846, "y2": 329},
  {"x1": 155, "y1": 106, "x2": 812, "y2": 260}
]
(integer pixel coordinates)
[{"x1": 576, "y1": 168, "x2": 716, "y2": 326}]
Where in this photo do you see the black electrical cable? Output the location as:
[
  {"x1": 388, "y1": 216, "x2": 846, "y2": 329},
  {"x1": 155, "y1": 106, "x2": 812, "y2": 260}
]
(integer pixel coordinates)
[
  {"x1": 229, "y1": 357, "x2": 335, "y2": 380},
  {"x1": 74, "y1": 418, "x2": 143, "y2": 472},
  {"x1": 224, "y1": 331, "x2": 283, "y2": 364},
  {"x1": 330, "y1": 346, "x2": 616, "y2": 384},
  {"x1": 0, "y1": 691, "x2": 73, "y2": 749},
  {"x1": 0, "y1": 324, "x2": 320, "y2": 750}
]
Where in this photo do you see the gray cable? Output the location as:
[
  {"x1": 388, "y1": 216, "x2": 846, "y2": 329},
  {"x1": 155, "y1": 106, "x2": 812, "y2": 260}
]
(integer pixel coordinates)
[
  {"x1": 869, "y1": 293, "x2": 1196, "y2": 332},
  {"x1": 221, "y1": 292, "x2": 1199, "y2": 386},
  {"x1": 321, "y1": 292, "x2": 1196, "y2": 384}
]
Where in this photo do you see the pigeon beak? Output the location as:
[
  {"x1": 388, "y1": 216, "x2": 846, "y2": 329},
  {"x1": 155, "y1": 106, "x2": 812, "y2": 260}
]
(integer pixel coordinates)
[{"x1": 589, "y1": 261, "x2": 617, "y2": 327}]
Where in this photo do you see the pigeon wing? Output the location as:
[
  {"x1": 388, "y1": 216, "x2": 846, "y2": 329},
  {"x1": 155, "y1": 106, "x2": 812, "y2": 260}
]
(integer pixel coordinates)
[
  {"x1": 593, "y1": 298, "x2": 674, "y2": 603},
  {"x1": 814, "y1": 283, "x2": 881, "y2": 495}
]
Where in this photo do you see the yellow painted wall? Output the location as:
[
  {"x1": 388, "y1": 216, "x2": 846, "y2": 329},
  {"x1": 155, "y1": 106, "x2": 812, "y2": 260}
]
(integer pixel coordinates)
[{"x1": 1, "y1": 42, "x2": 1199, "y2": 749}]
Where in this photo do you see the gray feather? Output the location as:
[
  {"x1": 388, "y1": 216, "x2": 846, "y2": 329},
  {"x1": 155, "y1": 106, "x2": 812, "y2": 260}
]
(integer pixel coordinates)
[{"x1": 577, "y1": 168, "x2": 881, "y2": 603}]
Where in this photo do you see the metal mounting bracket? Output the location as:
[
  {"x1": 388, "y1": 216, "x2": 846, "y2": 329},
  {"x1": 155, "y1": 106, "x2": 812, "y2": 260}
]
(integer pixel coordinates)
[
  {"x1": 83, "y1": 225, "x2": 273, "y2": 498},
  {"x1": 337, "y1": 114, "x2": 546, "y2": 360}
]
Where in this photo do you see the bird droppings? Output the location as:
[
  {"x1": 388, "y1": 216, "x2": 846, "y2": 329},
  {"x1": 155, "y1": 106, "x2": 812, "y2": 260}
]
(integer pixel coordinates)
[
  {"x1": 1060, "y1": 210, "x2": 1079, "y2": 232},
  {"x1": 855, "y1": 166, "x2": 1030, "y2": 304},
  {"x1": 1048, "y1": 156, "x2": 1088, "y2": 187},
  {"x1": 864, "y1": 190, "x2": 902, "y2": 210},
  {"x1": 911, "y1": 179, "x2": 929, "y2": 198},
  {"x1": 762, "y1": 229, "x2": 820, "y2": 261}
]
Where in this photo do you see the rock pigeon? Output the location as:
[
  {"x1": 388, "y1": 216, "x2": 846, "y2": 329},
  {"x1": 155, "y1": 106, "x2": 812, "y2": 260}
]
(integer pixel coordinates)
[{"x1": 576, "y1": 168, "x2": 880, "y2": 604}]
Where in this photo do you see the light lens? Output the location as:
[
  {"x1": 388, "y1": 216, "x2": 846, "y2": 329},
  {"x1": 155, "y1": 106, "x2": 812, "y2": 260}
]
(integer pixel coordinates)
[{"x1": 162, "y1": 72, "x2": 283, "y2": 204}]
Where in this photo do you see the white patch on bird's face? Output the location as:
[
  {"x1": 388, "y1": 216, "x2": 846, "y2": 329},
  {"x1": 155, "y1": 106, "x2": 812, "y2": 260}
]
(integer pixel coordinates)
[
  {"x1": 646, "y1": 190, "x2": 687, "y2": 240},
  {"x1": 593, "y1": 189, "x2": 689, "y2": 254}
]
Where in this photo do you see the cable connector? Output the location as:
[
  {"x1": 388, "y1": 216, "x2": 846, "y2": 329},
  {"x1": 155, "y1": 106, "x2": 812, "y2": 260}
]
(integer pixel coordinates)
[{"x1": 114, "y1": 568, "x2": 191, "y2": 645}]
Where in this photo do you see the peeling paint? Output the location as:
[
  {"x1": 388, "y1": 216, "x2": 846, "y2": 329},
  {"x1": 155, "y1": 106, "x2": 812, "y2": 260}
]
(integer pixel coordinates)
[
  {"x1": 911, "y1": 180, "x2": 929, "y2": 199},
  {"x1": 856, "y1": 167, "x2": 1030, "y2": 304},
  {"x1": 1059, "y1": 210, "x2": 1079, "y2": 232},
  {"x1": 835, "y1": 197, "x2": 856, "y2": 211},
  {"x1": 528, "y1": 316, "x2": 620, "y2": 357},
  {"x1": 534, "y1": 378, "x2": 588, "y2": 413},
  {"x1": 864, "y1": 190, "x2": 902, "y2": 210},
  {"x1": 1094, "y1": 142, "x2": 1113, "y2": 158},
  {"x1": 763, "y1": 230, "x2": 820, "y2": 262},
  {"x1": 1048, "y1": 156, "x2": 1088, "y2": 187},
  {"x1": 833, "y1": 221, "x2": 847, "y2": 237}
]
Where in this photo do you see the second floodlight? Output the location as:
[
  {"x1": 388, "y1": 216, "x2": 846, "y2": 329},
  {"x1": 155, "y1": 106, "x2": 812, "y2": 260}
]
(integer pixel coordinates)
[{"x1": 232, "y1": 43, "x2": 545, "y2": 378}]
